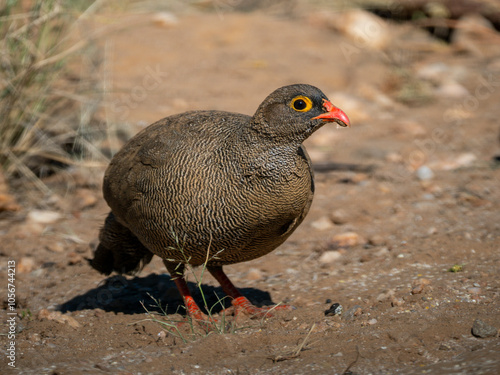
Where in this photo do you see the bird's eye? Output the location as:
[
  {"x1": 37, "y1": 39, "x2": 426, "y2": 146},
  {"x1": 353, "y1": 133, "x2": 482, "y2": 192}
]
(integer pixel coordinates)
[{"x1": 290, "y1": 96, "x2": 313, "y2": 112}]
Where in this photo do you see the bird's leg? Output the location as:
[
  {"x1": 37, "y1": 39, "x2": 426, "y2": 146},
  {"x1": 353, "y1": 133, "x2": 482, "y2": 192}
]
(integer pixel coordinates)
[
  {"x1": 208, "y1": 265, "x2": 293, "y2": 318},
  {"x1": 164, "y1": 262, "x2": 208, "y2": 321}
]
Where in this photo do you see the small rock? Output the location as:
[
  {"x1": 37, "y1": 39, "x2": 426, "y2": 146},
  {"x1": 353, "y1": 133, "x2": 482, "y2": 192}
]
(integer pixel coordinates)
[
  {"x1": 416, "y1": 166, "x2": 434, "y2": 181},
  {"x1": 324, "y1": 303, "x2": 343, "y2": 317},
  {"x1": 246, "y1": 268, "x2": 263, "y2": 281},
  {"x1": 385, "y1": 152, "x2": 403, "y2": 163},
  {"x1": 37, "y1": 309, "x2": 80, "y2": 328},
  {"x1": 455, "y1": 153, "x2": 477, "y2": 168},
  {"x1": 390, "y1": 297, "x2": 404, "y2": 307},
  {"x1": 152, "y1": 12, "x2": 178, "y2": 28},
  {"x1": 467, "y1": 287, "x2": 482, "y2": 295},
  {"x1": 417, "y1": 62, "x2": 450, "y2": 82},
  {"x1": 0, "y1": 172, "x2": 21, "y2": 212},
  {"x1": 67, "y1": 252, "x2": 84, "y2": 265},
  {"x1": 311, "y1": 216, "x2": 334, "y2": 230},
  {"x1": 368, "y1": 234, "x2": 386, "y2": 246},
  {"x1": 46, "y1": 242, "x2": 64, "y2": 253},
  {"x1": 0, "y1": 193, "x2": 21, "y2": 212},
  {"x1": 471, "y1": 319, "x2": 498, "y2": 338},
  {"x1": 329, "y1": 232, "x2": 365, "y2": 248},
  {"x1": 411, "y1": 278, "x2": 432, "y2": 295},
  {"x1": 330, "y1": 209, "x2": 349, "y2": 225},
  {"x1": 27, "y1": 210, "x2": 62, "y2": 224},
  {"x1": 375, "y1": 247, "x2": 390, "y2": 257},
  {"x1": 368, "y1": 318, "x2": 378, "y2": 325},
  {"x1": 343, "y1": 305, "x2": 363, "y2": 321},
  {"x1": 319, "y1": 251, "x2": 342, "y2": 264},
  {"x1": 18, "y1": 257, "x2": 36, "y2": 273},
  {"x1": 329, "y1": 9, "x2": 391, "y2": 50},
  {"x1": 435, "y1": 79, "x2": 470, "y2": 98},
  {"x1": 376, "y1": 289, "x2": 395, "y2": 302}
]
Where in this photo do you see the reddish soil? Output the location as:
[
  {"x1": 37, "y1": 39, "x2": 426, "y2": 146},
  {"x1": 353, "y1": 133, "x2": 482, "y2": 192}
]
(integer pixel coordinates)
[{"x1": 1, "y1": 5, "x2": 500, "y2": 375}]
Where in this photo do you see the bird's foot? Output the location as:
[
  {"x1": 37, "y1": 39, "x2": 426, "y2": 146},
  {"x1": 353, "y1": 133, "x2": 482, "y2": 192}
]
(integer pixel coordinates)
[
  {"x1": 175, "y1": 296, "x2": 219, "y2": 331},
  {"x1": 231, "y1": 296, "x2": 295, "y2": 319}
]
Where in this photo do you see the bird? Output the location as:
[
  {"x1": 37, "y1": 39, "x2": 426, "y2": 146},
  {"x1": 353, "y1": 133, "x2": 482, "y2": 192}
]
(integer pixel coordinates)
[{"x1": 90, "y1": 84, "x2": 350, "y2": 320}]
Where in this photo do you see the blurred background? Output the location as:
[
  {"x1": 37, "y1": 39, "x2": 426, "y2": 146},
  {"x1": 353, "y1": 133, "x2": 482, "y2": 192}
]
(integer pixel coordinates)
[
  {"x1": 1, "y1": 0, "x2": 499, "y2": 203},
  {"x1": 1, "y1": 1, "x2": 499, "y2": 374}
]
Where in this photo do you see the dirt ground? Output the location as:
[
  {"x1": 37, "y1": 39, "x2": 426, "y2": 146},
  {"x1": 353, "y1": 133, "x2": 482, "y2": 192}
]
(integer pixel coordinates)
[{"x1": 2, "y1": 3, "x2": 500, "y2": 374}]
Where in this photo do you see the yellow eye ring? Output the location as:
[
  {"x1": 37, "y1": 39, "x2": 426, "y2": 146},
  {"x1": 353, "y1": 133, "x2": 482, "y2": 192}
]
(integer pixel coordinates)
[{"x1": 290, "y1": 95, "x2": 313, "y2": 112}]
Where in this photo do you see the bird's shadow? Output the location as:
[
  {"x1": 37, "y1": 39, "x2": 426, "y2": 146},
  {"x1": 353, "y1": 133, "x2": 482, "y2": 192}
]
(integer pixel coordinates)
[{"x1": 59, "y1": 273, "x2": 274, "y2": 316}]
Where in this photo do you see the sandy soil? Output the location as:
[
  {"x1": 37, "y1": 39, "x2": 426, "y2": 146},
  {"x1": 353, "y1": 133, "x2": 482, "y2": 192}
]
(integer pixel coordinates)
[{"x1": 1, "y1": 4, "x2": 500, "y2": 374}]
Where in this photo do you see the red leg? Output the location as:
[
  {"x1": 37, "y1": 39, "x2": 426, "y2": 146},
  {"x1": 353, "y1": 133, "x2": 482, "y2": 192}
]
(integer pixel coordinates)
[
  {"x1": 165, "y1": 262, "x2": 207, "y2": 321},
  {"x1": 208, "y1": 265, "x2": 293, "y2": 318}
]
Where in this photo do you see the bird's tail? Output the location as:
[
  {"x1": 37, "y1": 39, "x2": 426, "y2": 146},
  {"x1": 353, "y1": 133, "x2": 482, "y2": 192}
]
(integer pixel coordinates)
[{"x1": 89, "y1": 211, "x2": 153, "y2": 276}]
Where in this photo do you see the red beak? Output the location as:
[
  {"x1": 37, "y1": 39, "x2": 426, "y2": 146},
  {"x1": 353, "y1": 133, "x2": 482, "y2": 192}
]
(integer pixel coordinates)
[{"x1": 312, "y1": 99, "x2": 350, "y2": 127}]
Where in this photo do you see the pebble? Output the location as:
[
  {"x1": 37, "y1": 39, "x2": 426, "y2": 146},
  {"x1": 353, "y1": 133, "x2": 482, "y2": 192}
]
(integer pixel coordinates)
[
  {"x1": 330, "y1": 209, "x2": 349, "y2": 225},
  {"x1": 152, "y1": 12, "x2": 178, "y2": 28},
  {"x1": 27, "y1": 210, "x2": 62, "y2": 224},
  {"x1": 246, "y1": 268, "x2": 264, "y2": 281},
  {"x1": 368, "y1": 234, "x2": 386, "y2": 246},
  {"x1": 37, "y1": 309, "x2": 80, "y2": 329},
  {"x1": 319, "y1": 251, "x2": 342, "y2": 264},
  {"x1": 435, "y1": 79, "x2": 470, "y2": 98},
  {"x1": 0, "y1": 172, "x2": 21, "y2": 212},
  {"x1": 416, "y1": 166, "x2": 434, "y2": 181},
  {"x1": 467, "y1": 287, "x2": 482, "y2": 295},
  {"x1": 427, "y1": 227, "x2": 438, "y2": 235},
  {"x1": 343, "y1": 305, "x2": 363, "y2": 321},
  {"x1": 471, "y1": 319, "x2": 498, "y2": 338},
  {"x1": 67, "y1": 252, "x2": 84, "y2": 265},
  {"x1": 311, "y1": 216, "x2": 334, "y2": 230},
  {"x1": 385, "y1": 152, "x2": 403, "y2": 163},
  {"x1": 368, "y1": 318, "x2": 378, "y2": 325},
  {"x1": 329, "y1": 232, "x2": 365, "y2": 249},
  {"x1": 417, "y1": 62, "x2": 450, "y2": 82},
  {"x1": 330, "y1": 9, "x2": 391, "y2": 50},
  {"x1": 376, "y1": 289, "x2": 395, "y2": 302},
  {"x1": 18, "y1": 257, "x2": 36, "y2": 273},
  {"x1": 455, "y1": 153, "x2": 477, "y2": 167},
  {"x1": 46, "y1": 242, "x2": 65, "y2": 253},
  {"x1": 411, "y1": 278, "x2": 432, "y2": 295},
  {"x1": 430, "y1": 153, "x2": 477, "y2": 171},
  {"x1": 0, "y1": 193, "x2": 21, "y2": 212},
  {"x1": 375, "y1": 247, "x2": 390, "y2": 257}
]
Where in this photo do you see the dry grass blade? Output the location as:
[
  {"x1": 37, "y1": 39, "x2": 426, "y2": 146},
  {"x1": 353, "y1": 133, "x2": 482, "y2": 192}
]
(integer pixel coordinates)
[{"x1": 269, "y1": 323, "x2": 316, "y2": 362}]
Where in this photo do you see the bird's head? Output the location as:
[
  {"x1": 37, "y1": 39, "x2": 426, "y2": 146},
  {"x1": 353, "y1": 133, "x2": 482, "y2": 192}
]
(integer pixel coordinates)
[{"x1": 251, "y1": 84, "x2": 350, "y2": 143}]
